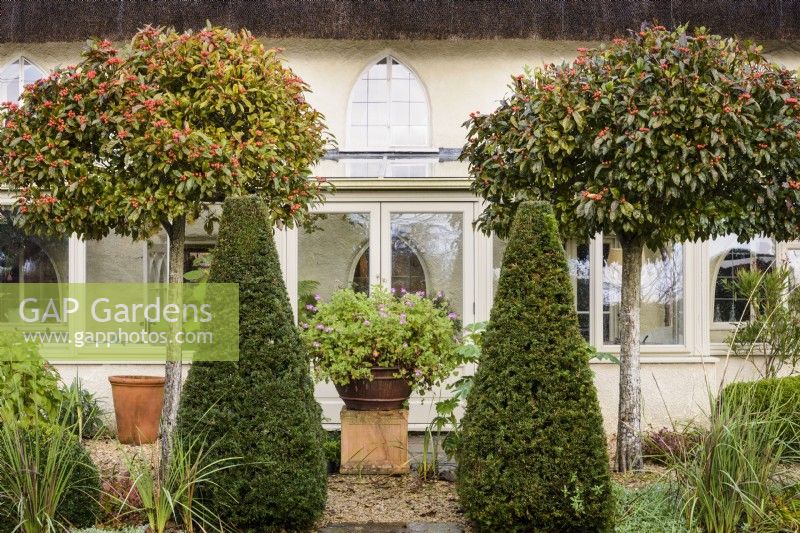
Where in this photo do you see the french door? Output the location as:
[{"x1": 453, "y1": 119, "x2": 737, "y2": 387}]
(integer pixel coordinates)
[{"x1": 292, "y1": 201, "x2": 475, "y2": 326}]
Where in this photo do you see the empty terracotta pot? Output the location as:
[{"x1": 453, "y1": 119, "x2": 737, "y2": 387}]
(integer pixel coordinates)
[{"x1": 109, "y1": 375, "x2": 165, "y2": 445}]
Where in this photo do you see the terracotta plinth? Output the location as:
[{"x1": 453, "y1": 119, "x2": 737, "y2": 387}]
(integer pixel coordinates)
[{"x1": 340, "y1": 407, "x2": 409, "y2": 475}]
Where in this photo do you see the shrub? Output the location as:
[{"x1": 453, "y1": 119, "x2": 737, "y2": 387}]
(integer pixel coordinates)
[
  {"x1": 722, "y1": 375, "x2": 800, "y2": 459},
  {"x1": 672, "y1": 385, "x2": 796, "y2": 532},
  {"x1": 0, "y1": 421, "x2": 101, "y2": 531},
  {"x1": 456, "y1": 201, "x2": 613, "y2": 531},
  {"x1": 178, "y1": 195, "x2": 327, "y2": 532},
  {"x1": 302, "y1": 287, "x2": 459, "y2": 393},
  {"x1": 123, "y1": 434, "x2": 237, "y2": 533},
  {"x1": 323, "y1": 431, "x2": 341, "y2": 472},
  {"x1": 642, "y1": 425, "x2": 704, "y2": 466},
  {"x1": 726, "y1": 267, "x2": 800, "y2": 377},
  {"x1": 59, "y1": 378, "x2": 108, "y2": 439},
  {"x1": 0, "y1": 332, "x2": 65, "y2": 423}
]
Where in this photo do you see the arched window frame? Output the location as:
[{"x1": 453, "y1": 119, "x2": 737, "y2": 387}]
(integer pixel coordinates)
[
  {"x1": 709, "y1": 236, "x2": 776, "y2": 327},
  {"x1": 347, "y1": 235, "x2": 430, "y2": 295},
  {"x1": 1, "y1": 56, "x2": 45, "y2": 104},
  {"x1": 345, "y1": 54, "x2": 432, "y2": 151}
]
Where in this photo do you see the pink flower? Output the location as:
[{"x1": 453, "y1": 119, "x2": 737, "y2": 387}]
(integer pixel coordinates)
[{"x1": 399, "y1": 314, "x2": 407, "y2": 324}]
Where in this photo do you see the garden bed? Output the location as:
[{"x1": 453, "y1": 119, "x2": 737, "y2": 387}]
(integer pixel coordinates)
[{"x1": 84, "y1": 438, "x2": 696, "y2": 532}]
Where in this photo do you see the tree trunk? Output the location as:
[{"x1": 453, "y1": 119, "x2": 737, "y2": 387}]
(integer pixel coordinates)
[
  {"x1": 159, "y1": 215, "x2": 185, "y2": 477},
  {"x1": 616, "y1": 235, "x2": 644, "y2": 472}
]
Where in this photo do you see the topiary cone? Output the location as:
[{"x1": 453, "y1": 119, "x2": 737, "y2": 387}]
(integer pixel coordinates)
[
  {"x1": 456, "y1": 201, "x2": 613, "y2": 531},
  {"x1": 177, "y1": 195, "x2": 327, "y2": 532}
]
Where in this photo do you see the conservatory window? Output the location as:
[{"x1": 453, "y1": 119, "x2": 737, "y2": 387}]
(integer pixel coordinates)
[
  {"x1": 0, "y1": 209, "x2": 68, "y2": 284},
  {"x1": 1, "y1": 57, "x2": 45, "y2": 103},
  {"x1": 709, "y1": 235, "x2": 775, "y2": 342},
  {"x1": 602, "y1": 238, "x2": 684, "y2": 345},
  {"x1": 347, "y1": 56, "x2": 430, "y2": 149}
]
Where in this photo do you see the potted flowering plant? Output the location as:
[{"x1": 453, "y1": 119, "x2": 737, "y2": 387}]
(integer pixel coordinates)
[{"x1": 301, "y1": 287, "x2": 459, "y2": 410}]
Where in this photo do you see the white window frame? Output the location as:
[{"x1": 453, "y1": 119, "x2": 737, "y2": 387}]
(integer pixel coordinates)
[
  {"x1": 594, "y1": 235, "x2": 694, "y2": 353},
  {"x1": 1, "y1": 56, "x2": 45, "y2": 103},
  {"x1": 345, "y1": 55, "x2": 432, "y2": 151},
  {"x1": 706, "y1": 236, "x2": 777, "y2": 351}
]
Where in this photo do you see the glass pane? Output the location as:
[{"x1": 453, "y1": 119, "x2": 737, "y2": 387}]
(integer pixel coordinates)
[
  {"x1": 390, "y1": 213, "x2": 463, "y2": 316},
  {"x1": 391, "y1": 63, "x2": 412, "y2": 80},
  {"x1": 391, "y1": 78, "x2": 410, "y2": 101},
  {"x1": 344, "y1": 159, "x2": 384, "y2": 178},
  {"x1": 350, "y1": 102, "x2": 368, "y2": 126},
  {"x1": 351, "y1": 79, "x2": 368, "y2": 102},
  {"x1": 385, "y1": 161, "x2": 430, "y2": 178},
  {"x1": 145, "y1": 211, "x2": 219, "y2": 283},
  {"x1": 1, "y1": 59, "x2": 20, "y2": 103},
  {"x1": 391, "y1": 101, "x2": 410, "y2": 126},
  {"x1": 603, "y1": 238, "x2": 684, "y2": 345},
  {"x1": 298, "y1": 213, "x2": 371, "y2": 321},
  {"x1": 23, "y1": 60, "x2": 42, "y2": 86},
  {"x1": 348, "y1": 125, "x2": 368, "y2": 148},
  {"x1": 409, "y1": 102, "x2": 428, "y2": 126},
  {"x1": 0, "y1": 210, "x2": 69, "y2": 325},
  {"x1": 786, "y1": 249, "x2": 800, "y2": 284},
  {"x1": 368, "y1": 62, "x2": 387, "y2": 80},
  {"x1": 390, "y1": 125, "x2": 411, "y2": 146},
  {"x1": 87, "y1": 235, "x2": 144, "y2": 282},
  {"x1": 367, "y1": 79, "x2": 387, "y2": 102},
  {"x1": 0, "y1": 209, "x2": 68, "y2": 284},
  {"x1": 409, "y1": 79, "x2": 426, "y2": 102},
  {"x1": 409, "y1": 125, "x2": 428, "y2": 145},
  {"x1": 366, "y1": 102, "x2": 387, "y2": 126},
  {"x1": 366, "y1": 125, "x2": 388, "y2": 147},
  {"x1": 709, "y1": 234, "x2": 775, "y2": 342}
]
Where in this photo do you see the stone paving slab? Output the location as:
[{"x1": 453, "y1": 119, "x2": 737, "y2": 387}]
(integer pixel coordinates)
[{"x1": 319, "y1": 523, "x2": 463, "y2": 533}]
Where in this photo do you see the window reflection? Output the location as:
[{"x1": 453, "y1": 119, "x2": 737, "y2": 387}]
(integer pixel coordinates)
[
  {"x1": 390, "y1": 213, "x2": 462, "y2": 313},
  {"x1": 0, "y1": 210, "x2": 67, "y2": 284},
  {"x1": 602, "y1": 239, "x2": 684, "y2": 345},
  {"x1": 710, "y1": 235, "x2": 774, "y2": 324}
]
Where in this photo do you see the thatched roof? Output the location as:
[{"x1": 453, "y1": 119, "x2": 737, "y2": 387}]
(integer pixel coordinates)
[{"x1": 2, "y1": 1, "x2": 799, "y2": 43}]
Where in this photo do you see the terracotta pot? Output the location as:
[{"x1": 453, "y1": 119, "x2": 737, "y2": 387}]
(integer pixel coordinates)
[
  {"x1": 109, "y1": 375, "x2": 165, "y2": 445},
  {"x1": 335, "y1": 367, "x2": 412, "y2": 411}
]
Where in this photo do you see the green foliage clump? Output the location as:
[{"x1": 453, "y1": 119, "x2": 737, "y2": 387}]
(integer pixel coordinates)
[
  {"x1": 302, "y1": 287, "x2": 459, "y2": 393},
  {"x1": 0, "y1": 25, "x2": 329, "y2": 241},
  {"x1": 58, "y1": 378, "x2": 108, "y2": 439},
  {"x1": 0, "y1": 332, "x2": 65, "y2": 423},
  {"x1": 722, "y1": 375, "x2": 800, "y2": 458},
  {"x1": 463, "y1": 24, "x2": 800, "y2": 245},
  {"x1": 430, "y1": 321, "x2": 485, "y2": 460},
  {"x1": 178, "y1": 196, "x2": 326, "y2": 532},
  {"x1": 673, "y1": 383, "x2": 796, "y2": 532},
  {"x1": 613, "y1": 483, "x2": 687, "y2": 533},
  {"x1": 0, "y1": 422, "x2": 101, "y2": 531},
  {"x1": 726, "y1": 267, "x2": 800, "y2": 377},
  {"x1": 456, "y1": 202, "x2": 612, "y2": 531}
]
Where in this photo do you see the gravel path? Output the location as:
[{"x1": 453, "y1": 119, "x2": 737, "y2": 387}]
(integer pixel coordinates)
[
  {"x1": 85, "y1": 439, "x2": 468, "y2": 530},
  {"x1": 321, "y1": 474, "x2": 467, "y2": 529}
]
